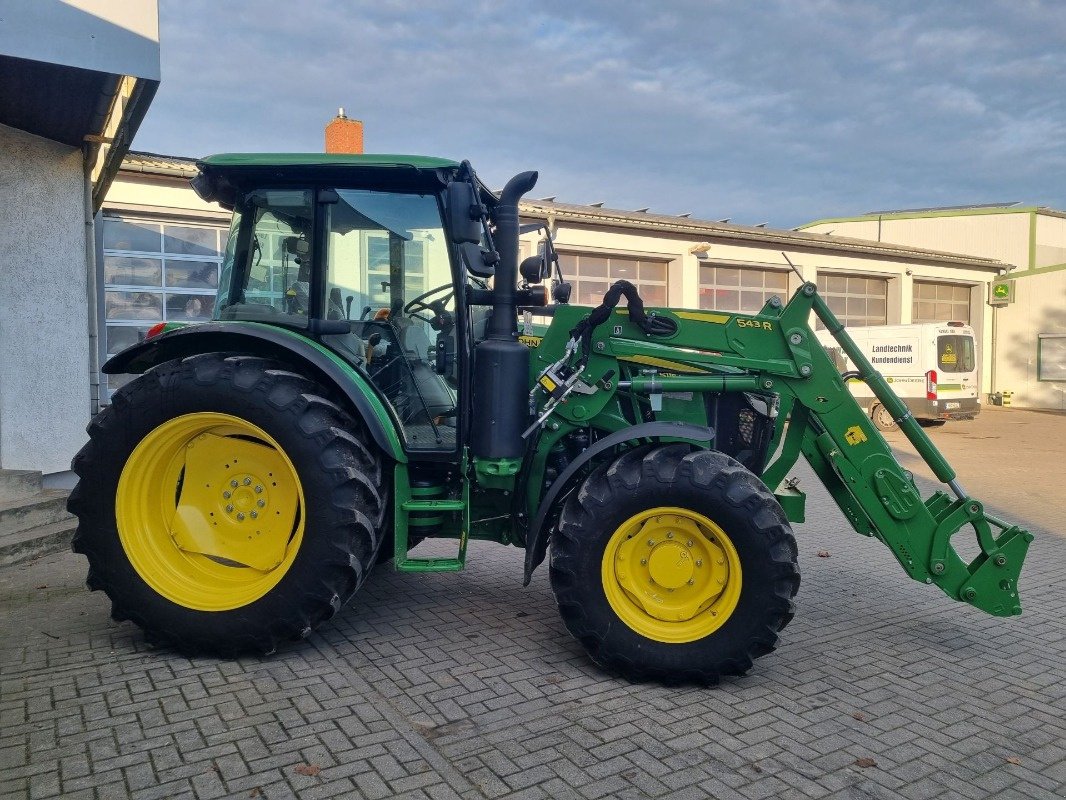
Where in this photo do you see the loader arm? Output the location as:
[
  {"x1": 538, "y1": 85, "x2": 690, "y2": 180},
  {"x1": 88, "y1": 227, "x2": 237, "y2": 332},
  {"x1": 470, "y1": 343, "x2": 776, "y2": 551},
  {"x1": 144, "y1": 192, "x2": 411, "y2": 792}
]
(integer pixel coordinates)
[{"x1": 529, "y1": 282, "x2": 1032, "y2": 617}]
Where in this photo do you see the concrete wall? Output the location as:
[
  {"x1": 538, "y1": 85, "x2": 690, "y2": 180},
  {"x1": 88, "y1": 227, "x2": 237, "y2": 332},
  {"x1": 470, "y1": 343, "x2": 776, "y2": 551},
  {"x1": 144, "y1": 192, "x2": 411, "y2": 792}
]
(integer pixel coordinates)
[
  {"x1": 993, "y1": 269, "x2": 1066, "y2": 410},
  {"x1": 1035, "y1": 214, "x2": 1066, "y2": 269},
  {"x1": 804, "y1": 212, "x2": 1029, "y2": 269},
  {"x1": 0, "y1": 123, "x2": 91, "y2": 474},
  {"x1": 106, "y1": 172, "x2": 230, "y2": 220}
]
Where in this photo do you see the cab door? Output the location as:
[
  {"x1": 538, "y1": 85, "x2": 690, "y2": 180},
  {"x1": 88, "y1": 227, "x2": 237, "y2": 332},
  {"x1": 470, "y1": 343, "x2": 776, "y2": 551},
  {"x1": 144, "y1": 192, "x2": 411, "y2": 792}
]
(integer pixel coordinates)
[{"x1": 319, "y1": 188, "x2": 461, "y2": 454}]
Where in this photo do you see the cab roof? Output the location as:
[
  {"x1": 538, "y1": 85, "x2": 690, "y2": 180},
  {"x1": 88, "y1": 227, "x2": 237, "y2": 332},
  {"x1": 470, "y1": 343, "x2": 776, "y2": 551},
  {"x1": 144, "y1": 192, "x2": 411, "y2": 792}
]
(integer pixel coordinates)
[
  {"x1": 198, "y1": 153, "x2": 461, "y2": 170},
  {"x1": 193, "y1": 152, "x2": 494, "y2": 210}
]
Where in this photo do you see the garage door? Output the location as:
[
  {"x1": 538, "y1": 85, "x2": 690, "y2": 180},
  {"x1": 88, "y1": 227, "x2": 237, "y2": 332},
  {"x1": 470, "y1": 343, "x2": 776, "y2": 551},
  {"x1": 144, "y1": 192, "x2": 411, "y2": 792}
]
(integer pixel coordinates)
[
  {"x1": 913, "y1": 281, "x2": 971, "y2": 323},
  {"x1": 818, "y1": 274, "x2": 888, "y2": 328},
  {"x1": 698, "y1": 265, "x2": 789, "y2": 313},
  {"x1": 558, "y1": 253, "x2": 668, "y2": 306}
]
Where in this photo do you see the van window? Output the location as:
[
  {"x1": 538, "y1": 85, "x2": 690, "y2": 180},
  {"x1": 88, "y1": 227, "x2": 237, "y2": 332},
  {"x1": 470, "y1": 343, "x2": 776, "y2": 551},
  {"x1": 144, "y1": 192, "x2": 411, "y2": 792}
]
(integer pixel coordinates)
[{"x1": 937, "y1": 335, "x2": 975, "y2": 373}]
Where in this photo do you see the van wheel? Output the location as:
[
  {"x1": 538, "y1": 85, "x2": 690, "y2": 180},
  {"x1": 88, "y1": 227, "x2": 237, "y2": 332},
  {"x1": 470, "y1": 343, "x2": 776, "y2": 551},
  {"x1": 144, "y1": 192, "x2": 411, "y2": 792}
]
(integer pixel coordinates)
[{"x1": 870, "y1": 403, "x2": 898, "y2": 431}]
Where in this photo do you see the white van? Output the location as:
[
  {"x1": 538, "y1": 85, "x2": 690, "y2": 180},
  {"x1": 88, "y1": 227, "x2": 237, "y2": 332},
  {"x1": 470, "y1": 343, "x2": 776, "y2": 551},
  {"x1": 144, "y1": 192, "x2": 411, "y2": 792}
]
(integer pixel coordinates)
[{"x1": 815, "y1": 322, "x2": 980, "y2": 430}]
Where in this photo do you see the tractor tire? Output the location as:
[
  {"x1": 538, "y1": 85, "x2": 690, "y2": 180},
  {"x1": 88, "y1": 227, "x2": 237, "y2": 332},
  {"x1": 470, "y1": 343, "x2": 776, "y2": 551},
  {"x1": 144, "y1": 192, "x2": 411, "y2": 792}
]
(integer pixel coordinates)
[
  {"x1": 870, "y1": 402, "x2": 898, "y2": 431},
  {"x1": 69, "y1": 353, "x2": 386, "y2": 657},
  {"x1": 549, "y1": 444, "x2": 799, "y2": 684}
]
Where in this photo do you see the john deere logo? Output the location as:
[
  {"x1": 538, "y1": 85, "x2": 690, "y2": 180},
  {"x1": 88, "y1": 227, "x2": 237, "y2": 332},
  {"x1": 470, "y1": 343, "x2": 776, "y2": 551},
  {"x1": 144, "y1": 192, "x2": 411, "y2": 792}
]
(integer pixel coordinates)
[{"x1": 993, "y1": 283, "x2": 1010, "y2": 299}]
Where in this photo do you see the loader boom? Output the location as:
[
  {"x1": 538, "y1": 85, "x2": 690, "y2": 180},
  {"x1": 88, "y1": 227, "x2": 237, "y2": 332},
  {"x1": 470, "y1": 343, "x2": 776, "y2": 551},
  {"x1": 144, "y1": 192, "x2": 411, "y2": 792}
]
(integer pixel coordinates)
[{"x1": 524, "y1": 281, "x2": 1032, "y2": 617}]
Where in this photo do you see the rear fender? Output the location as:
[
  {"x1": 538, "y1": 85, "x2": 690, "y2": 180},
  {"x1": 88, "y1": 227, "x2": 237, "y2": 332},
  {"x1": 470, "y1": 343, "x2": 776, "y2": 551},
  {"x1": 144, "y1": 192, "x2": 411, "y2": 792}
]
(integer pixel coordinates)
[
  {"x1": 522, "y1": 421, "x2": 715, "y2": 584},
  {"x1": 104, "y1": 322, "x2": 406, "y2": 462}
]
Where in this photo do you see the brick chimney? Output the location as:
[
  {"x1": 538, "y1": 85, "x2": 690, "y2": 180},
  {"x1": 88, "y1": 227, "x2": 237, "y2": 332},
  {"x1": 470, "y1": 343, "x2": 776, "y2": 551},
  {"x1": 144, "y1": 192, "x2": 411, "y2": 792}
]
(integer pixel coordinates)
[{"x1": 325, "y1": 107, "x2": 364, "y2": 154}]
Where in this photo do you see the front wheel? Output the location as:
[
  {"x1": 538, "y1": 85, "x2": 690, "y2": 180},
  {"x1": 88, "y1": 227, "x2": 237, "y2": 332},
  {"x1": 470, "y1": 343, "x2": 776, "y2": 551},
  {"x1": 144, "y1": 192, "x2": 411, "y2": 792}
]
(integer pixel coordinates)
[
  {"x1": 549, "y1": 445, "x2": 800, "y2": 684},
  {"x1": 69, "y1": 354, "x2": 386, "y2": 656}
]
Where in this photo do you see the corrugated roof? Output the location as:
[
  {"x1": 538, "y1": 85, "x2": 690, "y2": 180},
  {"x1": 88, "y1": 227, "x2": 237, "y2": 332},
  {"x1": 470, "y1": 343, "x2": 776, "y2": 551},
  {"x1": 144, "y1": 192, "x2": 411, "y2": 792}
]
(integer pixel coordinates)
[
  {"x1": 122, "y1": 150, "x2": 199, "y2": 177},
  {"x1": 518, "y1": 199, "x2": 1004, "y2": 270},
  {"x1": 119, "y1": 151, "x2": 1006, "y2": 270}
]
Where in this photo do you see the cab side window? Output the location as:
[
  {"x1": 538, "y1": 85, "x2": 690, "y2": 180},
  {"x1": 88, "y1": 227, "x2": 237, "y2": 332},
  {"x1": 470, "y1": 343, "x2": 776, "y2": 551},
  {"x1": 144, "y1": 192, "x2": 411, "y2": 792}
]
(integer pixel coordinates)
[{"x1": 216, "y1": 191, "x2": 314, "y2": 325}]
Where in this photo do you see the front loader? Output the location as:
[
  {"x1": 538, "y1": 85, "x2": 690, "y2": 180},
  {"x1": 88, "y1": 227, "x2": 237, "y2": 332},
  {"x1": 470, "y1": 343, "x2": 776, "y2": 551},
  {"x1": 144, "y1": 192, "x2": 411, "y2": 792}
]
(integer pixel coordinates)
[{"x1": 69, "y1": 154, "x2": 1033, "y2": 683}]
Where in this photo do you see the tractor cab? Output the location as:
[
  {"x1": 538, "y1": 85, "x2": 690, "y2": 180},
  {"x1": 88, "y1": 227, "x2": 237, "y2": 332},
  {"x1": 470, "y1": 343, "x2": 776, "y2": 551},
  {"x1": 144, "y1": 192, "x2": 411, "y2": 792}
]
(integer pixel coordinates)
[{"x1": 192, "y1": 153, "x2": 522, "y2": 455}]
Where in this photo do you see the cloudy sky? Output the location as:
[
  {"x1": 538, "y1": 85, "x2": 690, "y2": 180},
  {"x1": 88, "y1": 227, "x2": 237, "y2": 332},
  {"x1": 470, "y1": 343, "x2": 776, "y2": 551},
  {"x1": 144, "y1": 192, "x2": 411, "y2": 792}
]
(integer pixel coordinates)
[{"x1": 134, "y1": 0, "x2": 1066, "y2": 228}]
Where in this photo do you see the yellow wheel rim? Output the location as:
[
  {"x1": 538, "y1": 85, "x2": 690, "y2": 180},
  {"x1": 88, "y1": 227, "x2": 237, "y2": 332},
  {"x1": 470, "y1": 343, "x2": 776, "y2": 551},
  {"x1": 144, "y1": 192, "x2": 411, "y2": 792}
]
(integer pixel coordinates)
[
  {"x1": 116, "y1": 412, "x2": 305, "y2": 612},
  {"x1": 601, "y1": 506, "x2": 742, "y2": 644}
]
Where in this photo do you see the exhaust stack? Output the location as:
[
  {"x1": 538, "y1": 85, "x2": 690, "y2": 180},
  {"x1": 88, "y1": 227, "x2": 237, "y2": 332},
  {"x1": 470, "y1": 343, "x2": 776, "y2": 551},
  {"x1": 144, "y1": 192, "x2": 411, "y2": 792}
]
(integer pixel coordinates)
[{"x1": 472, "y1": 170, "x2": 538, "y2": 459}]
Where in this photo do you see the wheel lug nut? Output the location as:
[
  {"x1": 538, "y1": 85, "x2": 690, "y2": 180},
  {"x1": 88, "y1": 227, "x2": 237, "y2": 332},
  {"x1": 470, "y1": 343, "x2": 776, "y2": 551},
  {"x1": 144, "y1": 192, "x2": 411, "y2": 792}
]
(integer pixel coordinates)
[
  {"x1": 225, "y1": 504, "x2": 234, "y2": 513},
  {"x1": 236, "y1": 512, "x2": 245, "y2": 521},
  {"x1": 640, "y1": 559, "x2": 647, "y2": 565},
  {"x1": 223, "y1": 491, "x2": 231, "y2": 499},
  {"x1": 687, "y1": 579, "x2": 694, "y2": 586},
  {"x1": 695, "y1": 560, "x2": 703, "y2": 567},
  {"x1": 230, "y1": 479, "x2": 238, "y2": 488},
  {"x1": 250, "y1": 511, "x2": 258, "y2": 519},
  {"x1": 717, "y1": 558, "x2": 725, "y2": 565},
  {"x1": 243, "y1": 477, "x2": 252, "y2": 486},
  {"x1": 647, "y1": 540, "x2": 655, "y2": 547},
  {"x1": 667, "y1": 531, "x2": 673, "y2": 539},
  {"x1": 257, "y1": 499, "x2": 265, "y2": 508},
  {"x1": 255, "y1": 485, "x2": 263, "y2": 494}
]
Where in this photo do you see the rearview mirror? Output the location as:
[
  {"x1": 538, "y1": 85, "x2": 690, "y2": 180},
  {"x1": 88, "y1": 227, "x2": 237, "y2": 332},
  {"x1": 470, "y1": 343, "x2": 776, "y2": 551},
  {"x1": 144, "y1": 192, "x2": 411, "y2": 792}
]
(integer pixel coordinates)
[
  {"x1": 460, "y1": 241, "x2": 497, "y2": 279},
  {"x1": 446, "y1": 181, "x2": 482, "y2": 244}
]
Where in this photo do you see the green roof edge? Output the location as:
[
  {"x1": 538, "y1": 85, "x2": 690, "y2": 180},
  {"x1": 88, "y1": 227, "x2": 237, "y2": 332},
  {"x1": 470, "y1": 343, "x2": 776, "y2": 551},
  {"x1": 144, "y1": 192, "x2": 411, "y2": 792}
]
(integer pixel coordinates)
[
  {"x1": 198, "y1": 153, "x2": 461, "y2": 170},
  {"x1": 796, "y1": 206, "x2": 1045, "y2": 229}
]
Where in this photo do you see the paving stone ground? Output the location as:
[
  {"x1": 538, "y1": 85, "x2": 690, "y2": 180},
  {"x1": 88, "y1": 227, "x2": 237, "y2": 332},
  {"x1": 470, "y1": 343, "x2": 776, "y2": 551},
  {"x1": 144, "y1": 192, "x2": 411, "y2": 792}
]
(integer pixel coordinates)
[{"x1": 1, "y1": 407, "x2": 1064, "y2": 800}]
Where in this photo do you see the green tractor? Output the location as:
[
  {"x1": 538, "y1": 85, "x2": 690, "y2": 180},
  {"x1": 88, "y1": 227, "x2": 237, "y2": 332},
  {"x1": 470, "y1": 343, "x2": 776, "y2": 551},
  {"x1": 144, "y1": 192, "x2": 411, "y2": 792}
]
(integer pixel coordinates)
[{"x1": 69, "y1": 154, "x2": 1033, "y2": 682}]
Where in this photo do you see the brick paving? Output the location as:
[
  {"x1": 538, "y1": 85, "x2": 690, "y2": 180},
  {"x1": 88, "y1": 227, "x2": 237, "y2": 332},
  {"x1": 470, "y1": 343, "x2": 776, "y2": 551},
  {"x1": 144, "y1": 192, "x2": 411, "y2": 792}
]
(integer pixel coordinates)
[{"x1": 2, "y1": 408, "x2": 1065, "y2": 799}]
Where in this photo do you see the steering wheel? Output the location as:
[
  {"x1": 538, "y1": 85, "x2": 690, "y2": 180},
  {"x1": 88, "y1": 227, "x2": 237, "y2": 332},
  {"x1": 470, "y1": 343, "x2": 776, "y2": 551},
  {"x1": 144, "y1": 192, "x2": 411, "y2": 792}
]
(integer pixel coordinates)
[{"x1": 403, "y1": 283, "x2": 454, "y2": 329}]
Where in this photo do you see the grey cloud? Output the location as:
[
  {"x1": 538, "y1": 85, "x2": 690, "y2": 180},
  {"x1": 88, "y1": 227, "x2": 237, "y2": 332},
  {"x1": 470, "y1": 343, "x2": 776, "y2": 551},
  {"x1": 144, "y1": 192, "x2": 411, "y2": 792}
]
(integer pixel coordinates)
[{"x1": 134, "y1": 0, "x2": 1066, "y2": 226}]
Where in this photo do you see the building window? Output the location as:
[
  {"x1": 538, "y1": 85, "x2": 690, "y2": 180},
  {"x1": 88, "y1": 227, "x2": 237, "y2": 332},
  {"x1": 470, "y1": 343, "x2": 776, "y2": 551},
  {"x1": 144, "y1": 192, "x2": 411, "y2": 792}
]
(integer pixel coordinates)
[
  {"x1": 698, "y1": 265, "x2": 788, "y2": 313},
  {"x1": 102, "y1": 216, "x2": 229, "y2": 395},
  {"x1": 1037, "y1": 334, "x2": 1066, "y2": 382},
  {"x1": 558, "y1": 252, "x2": 668, "y2": 306},
  {"x1": 818, "y1": 274, "x2": 888, "y2": 328},
  {"x1": 913, "y1": 281, "x2": 971, "y2": 323}
]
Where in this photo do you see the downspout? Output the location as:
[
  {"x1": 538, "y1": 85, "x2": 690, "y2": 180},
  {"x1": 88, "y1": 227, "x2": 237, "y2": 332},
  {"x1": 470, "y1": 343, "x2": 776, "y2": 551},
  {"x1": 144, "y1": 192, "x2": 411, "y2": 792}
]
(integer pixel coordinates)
[{"x1": 83, "y1": 143, "x2": 102, "y2": 415}]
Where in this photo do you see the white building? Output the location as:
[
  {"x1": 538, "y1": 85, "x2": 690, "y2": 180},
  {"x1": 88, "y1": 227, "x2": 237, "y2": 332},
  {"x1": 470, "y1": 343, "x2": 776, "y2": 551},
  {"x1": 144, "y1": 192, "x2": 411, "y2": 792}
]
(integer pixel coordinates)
[
  {"x1": 802, "y1": 205, "x2": 1066, "y2": 409},
  {"x1": 0, "y1": 1, "x2": 160, "y2": 477}
]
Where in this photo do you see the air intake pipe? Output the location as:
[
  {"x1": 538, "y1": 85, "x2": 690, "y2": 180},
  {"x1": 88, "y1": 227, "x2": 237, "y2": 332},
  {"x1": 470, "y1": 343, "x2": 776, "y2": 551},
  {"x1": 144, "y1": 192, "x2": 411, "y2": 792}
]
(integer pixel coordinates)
[{"x1": 472, "y1": 170, "x2": 538, "y2": 459}]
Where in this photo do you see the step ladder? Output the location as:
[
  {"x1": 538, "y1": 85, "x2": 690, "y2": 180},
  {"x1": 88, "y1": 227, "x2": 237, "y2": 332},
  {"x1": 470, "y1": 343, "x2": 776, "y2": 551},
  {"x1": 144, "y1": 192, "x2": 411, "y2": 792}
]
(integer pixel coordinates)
[{"x1": 392, "y1": 465, "x2": 468, "y2": 572}]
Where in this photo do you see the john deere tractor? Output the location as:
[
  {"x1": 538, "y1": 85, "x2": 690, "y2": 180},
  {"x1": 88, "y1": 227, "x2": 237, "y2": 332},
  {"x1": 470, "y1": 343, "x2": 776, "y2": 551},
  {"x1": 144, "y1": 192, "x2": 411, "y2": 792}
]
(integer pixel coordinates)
[{"x1": 69, "y1": 154, "x2": 1033, "y2": 682}]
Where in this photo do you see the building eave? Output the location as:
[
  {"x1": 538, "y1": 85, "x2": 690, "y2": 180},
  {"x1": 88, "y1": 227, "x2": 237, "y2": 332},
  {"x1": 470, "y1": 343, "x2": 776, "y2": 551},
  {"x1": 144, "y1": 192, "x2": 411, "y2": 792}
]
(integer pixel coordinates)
[{"x1": 520, "y1": 201, "x2": 1006, "y2": 272}]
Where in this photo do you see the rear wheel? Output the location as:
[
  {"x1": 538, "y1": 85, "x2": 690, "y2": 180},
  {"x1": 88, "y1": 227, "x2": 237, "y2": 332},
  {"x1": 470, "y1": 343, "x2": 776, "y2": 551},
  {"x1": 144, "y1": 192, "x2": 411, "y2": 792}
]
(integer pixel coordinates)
[
  {"x1": 870, "y1": 402, "x2": 898, "y2": 431},
  {"x1": 549, "y1": 444, "x2": 799, "y2": 684},
  {"x1": 69, "y1": 354, "x2": 386, "y2": 656}
]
